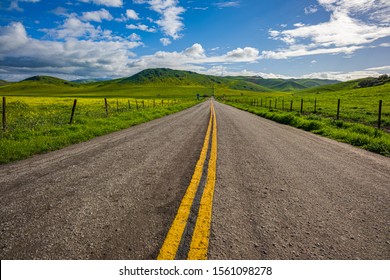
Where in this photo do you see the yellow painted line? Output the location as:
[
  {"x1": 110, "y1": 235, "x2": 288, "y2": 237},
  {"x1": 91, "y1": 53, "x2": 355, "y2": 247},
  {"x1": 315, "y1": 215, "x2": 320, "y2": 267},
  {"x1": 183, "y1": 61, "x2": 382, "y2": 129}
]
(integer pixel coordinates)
[
  {"x1": 157, "y1": 102, "x2": 214, "y2": 260},
  {"x1": 187, "y1": 102, "x2": 218, "y2": 260}
]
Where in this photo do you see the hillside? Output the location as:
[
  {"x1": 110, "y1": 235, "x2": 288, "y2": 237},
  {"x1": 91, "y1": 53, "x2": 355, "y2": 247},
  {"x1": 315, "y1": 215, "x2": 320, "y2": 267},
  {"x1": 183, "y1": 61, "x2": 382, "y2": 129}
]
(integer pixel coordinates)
[
  {"x1": 22, "y1": 76, "x2": 78, "y2": 86},
  {"x1": 112, "y1": 68, "x2": 273, "y2": 92},
  {"x1": 0, "y1": 80, "x2": 9, "y2": 86},
  {"x1": 0, "y1": 68, "x2": 348, "y2": 97},
  {"x1": 237, "y1": 76, "x2": 339, "y2": 91},
  {"x1": 296, "y1": 79, "x2": 366, "y2": 94}
]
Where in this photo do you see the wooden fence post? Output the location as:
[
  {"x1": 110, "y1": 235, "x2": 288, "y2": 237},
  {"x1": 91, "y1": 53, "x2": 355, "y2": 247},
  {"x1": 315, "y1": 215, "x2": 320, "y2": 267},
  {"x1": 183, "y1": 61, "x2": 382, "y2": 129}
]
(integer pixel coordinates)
[
  {"x1": 69, "y1": 99, "x2": 77, "y2": 124},
  {"x1": 300, "y1": 99, "x2": 304, "y2": 114},
  {"x1": 275, "y1": 99, "x2": 277, "y2": 109},
  {"x1": 142, "y1": 100, "x2": 145, "y2": 109},
  {"x1": 136, "y1": 100, "x2": 139, "y2": 110},
  {"x1": 2, "y1": 97, "x2": 6, "y2": 132},
  {"x1": 282, "y1": 99, "x2": 284, "y2": 111},
  {"x1": 337, "y1": 99, "x2": 341, "y2": 120},
  {"x1": 314, "y1": 98, "x2": 317, "y2": 113},
  {"x1": 378, "y1": 100, "x2": 383, "y2": 129},
  {"x1": 104, "y1": 98, "x2": 108, "y2": 117},
  {"x1": 290, "y1": 100, "x2": 293, "y2": 112},
  {"x1": 116, "y1": 99, "x2": 119, "y2": 112},
  {"x1": 128, "y1": 100, "x2": 131, "y2": 110},
  {"x1": 269, "y1": 100, "x2": 272, "y2": 109}
]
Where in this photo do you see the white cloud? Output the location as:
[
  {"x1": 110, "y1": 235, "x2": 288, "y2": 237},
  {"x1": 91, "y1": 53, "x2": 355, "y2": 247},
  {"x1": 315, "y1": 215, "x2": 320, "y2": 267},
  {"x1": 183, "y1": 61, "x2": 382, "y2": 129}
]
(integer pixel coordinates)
[
  {"x1": 82, "y1": 9, "x2": 113, "y2": 22},
  {"x1": 160, "y1": 37, "x2": 171, "y2": 46},
  {"x1": 365, "y1": 65, "x2": 390, "y2": 71},
  {"x1": 301, "y1": 70, "x2": 386, "y2": 81},
  {"x1": 183, "y1": 43, "x2": 206, "y2": 58},
  {"x1": 126, "y1": 23, "x2": 157, "y2": 32},
  {"x1": 0, "y1": 22, "x2": 142, "y2": 80},
  {"x1": 7, "y1": 0, "x2": 40, "y2": 12},
  {"x1": 126, "y1": 9, "x2": 140, "y2": 20},
  {"x1": 304, "y1": 5, "x2": 318, "y2": 14},
  {"x1": 134, "y1": 0, "x2": 185, "y2": 40},
  {"x1": 51, "y1": 7, "x2": 69, "y2": 16},
  {"x1": 155, "y1": 5, "x2": 185, "y2": 39},
  {"x1": 44, "y1": 16, "x2": 102, "y2": 39},
  {"x1": 261, "y1": 45, "x2": 363, "y2": 59},
  {"x1": 0, "y1": 22, "x2": 29, "y2": 53},
  {"x1": 226, "y1": 47, "x2": 259, "y2": 61},
  {"x1": 214, "y1": 1, "x2": 240, "y2": 8},
  {"x1": 127, "y1": 43, "x2": 260, "y2": 72},
  {"x1": 293, "y1": 23, "x2": 305, "y2": 27},
  {"x1": 264, "y1": 1, "x2": 390, "y2": 59},
  {"x1": 129, "y1": 33, "x2": 141, "y2": 41},
  {"x1": 78, "y1": 0, "x2": 123, "y2": 7}
]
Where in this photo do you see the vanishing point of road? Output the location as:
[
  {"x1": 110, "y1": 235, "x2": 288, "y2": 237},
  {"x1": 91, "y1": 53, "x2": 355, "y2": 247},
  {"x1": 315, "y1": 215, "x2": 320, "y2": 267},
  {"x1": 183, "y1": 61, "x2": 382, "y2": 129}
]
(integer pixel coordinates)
[{"x1": 1, "y1": 100, "x2": 389, "y2": 259}]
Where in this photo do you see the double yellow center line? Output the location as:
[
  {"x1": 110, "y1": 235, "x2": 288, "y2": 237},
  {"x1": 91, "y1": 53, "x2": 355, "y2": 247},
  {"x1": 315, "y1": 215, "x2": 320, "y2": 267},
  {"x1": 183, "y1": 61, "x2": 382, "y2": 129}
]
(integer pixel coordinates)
[{"x1": 158, "y1": 101, "x2": 218, "y2": 260}]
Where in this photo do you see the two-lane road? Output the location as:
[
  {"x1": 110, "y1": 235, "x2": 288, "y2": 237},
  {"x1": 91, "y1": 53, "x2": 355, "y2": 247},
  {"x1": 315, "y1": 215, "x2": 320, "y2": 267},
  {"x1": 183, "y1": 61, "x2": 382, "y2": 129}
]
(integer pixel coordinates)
[{"x1": 1, "y1": 100, "x2": 389, "y2": 259}]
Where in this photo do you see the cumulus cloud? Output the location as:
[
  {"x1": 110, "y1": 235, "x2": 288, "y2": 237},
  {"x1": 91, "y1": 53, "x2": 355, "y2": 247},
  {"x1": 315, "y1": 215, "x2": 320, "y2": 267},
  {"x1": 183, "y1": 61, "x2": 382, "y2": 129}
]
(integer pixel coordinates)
[
  {"x1": 82, "y1": 9, "x2": 113, "y2": 22},
  {"x1": 300, "y1": 70, "x2": 386, "y2": 81},
  {"x1": 160, "y1": 37, "x2": 171, "y2": 46},
  {"x1": 44, "y1": 16, "x2": 103, "y2": 39},
  {"x1": 304, "y1": 5, "x2": 318, "y2": 14},
  {"x1": 0, "y1": 22, "x2": 29, "y2": 53},
  {"x1": 265, "y1": 0, "x2": 390, "y2": 59},
  {"x1": 129, "y1": 33, "x2": 141, "y2": 41},
  {"x1": 126, "y1": 23, "x2": 157, "y2": 32},
  {"x1": 0, "y1": 22, "x2": 142, "y2": 80},
  {"x1": 6, "y1": 0, "x2": 40, "y2": 12},
  {"x1": 0, "y1": 22, "x2": 261, "y2": 80},
  {"x1": 78, "y1": 0, "x2": 123, "y2": 7},
  {"x1": 134, "y1": 0, "x2": 185, "y2": 40},
  {"x1": 226, "y1": 47, "x2": 259, "y2": 61},
  {"x1": 127, "y1": 43, "x2": 260, "y2": 71},
  {"x1": 183, "y1": 43, "x2": 206, "y2": 57},
  {"x1": 126, "y1": 9, "x2": 140, "y2": 20}
]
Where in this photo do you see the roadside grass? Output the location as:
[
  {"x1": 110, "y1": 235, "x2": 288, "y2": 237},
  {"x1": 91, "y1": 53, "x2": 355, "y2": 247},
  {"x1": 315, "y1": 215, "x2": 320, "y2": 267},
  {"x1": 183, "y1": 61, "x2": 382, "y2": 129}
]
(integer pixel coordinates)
[
  {"x1": 218, "y1": 82, "x2": 390, "y2": 128},
  {"x1": 0, "y1": 97, "x2": 201, "y2": 164},
  {"x1": 223, "y1": 101, "x2": 390, "y2": 157}
]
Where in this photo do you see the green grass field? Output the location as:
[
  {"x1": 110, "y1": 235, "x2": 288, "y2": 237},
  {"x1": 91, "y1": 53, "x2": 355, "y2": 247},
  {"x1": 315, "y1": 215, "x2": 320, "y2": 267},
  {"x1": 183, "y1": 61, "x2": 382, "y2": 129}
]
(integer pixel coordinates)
[
  {"x1": 219, "y1": 82, "x2": 390, "y2": 129},
  {"x1": 0, "y1": 96, "x2": 200, "y2": 164}
]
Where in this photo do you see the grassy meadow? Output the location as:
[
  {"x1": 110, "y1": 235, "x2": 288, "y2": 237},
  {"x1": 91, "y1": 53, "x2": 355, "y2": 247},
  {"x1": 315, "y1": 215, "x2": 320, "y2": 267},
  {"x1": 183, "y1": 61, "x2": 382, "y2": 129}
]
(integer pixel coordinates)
[
  {"x1": 0, "y1": 96, "x2": 200, "y2": 164},
  {"x1": 218, "y1": 82, "x2": 390, "y2": 157}
]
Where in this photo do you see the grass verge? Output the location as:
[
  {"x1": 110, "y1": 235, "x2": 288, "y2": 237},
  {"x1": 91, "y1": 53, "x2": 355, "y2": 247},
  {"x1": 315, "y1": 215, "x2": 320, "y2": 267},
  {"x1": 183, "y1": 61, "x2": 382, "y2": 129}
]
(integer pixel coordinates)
[
  {"x1": 224, "y1": 101, "x2": 390, "y2": 157},
  {"x1": 0, "y1": 97, "x2": 201, "y2": 164}
]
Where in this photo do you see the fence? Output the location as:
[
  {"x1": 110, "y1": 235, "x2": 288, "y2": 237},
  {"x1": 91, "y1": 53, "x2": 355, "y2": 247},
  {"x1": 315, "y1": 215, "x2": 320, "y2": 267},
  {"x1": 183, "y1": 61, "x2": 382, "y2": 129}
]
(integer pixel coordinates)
[
  {"x1": 224, "y1": 97, "x2": 388, "y2": 130},
  {"x1": 1, "y1": 97, "x2": 181, "y2": 133}
]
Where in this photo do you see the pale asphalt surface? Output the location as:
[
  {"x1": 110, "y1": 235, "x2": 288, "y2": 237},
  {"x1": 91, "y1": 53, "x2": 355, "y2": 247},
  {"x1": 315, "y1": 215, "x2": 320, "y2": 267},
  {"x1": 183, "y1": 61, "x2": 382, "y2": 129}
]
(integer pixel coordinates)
[{"x1": 1, "y1": 100, "x2": 389, "y2": 259}]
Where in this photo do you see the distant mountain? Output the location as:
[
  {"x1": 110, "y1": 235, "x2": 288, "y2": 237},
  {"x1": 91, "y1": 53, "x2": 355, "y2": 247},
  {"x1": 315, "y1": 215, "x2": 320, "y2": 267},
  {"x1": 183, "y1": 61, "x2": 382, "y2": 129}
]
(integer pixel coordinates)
[
  {"x1": 0, "y1": 80, "x2": 9, "y2": 86},
  {"x1": 237, "y1": 76, "x2": 340, "y2": 92},
  {"x1": 72, "y1": 78, "x2": 110, "y2": 84},
  {"x1": 22, "y1": 76, "x2": 78, "y2": 87},
  {"x1": 0, "y1": 69, "x2": 344, "y2": 94},
  {"x1": 111, "y1": 68, "x2": 274, "y2": 92}
]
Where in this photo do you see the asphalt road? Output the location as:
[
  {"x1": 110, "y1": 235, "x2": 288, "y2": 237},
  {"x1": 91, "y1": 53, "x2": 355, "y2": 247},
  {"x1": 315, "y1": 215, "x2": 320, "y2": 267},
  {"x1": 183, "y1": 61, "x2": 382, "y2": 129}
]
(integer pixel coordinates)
[{"x1": 1, "y1": 100, "x2": 389, "y2": 259}]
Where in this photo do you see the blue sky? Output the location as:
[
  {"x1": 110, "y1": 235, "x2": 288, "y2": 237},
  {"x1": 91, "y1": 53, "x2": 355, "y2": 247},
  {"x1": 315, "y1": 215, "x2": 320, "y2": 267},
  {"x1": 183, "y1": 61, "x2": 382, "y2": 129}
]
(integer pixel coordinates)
[{"x1": 0, "y1": 0, "x2": 389, "y2": 81}]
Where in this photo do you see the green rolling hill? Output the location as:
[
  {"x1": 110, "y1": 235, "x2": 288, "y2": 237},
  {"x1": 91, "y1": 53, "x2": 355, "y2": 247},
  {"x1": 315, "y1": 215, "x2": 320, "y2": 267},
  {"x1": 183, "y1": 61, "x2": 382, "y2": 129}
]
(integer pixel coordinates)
[{"x1": 0, "y1": 68, "x2": 348, "y2": 98}]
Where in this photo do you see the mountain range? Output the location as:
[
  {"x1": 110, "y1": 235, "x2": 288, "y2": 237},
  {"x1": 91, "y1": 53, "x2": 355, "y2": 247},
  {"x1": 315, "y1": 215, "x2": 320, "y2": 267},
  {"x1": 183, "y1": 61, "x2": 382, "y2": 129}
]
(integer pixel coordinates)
[{"x1": 0, "y1": 68, "x2": 340, "y2": 94}]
